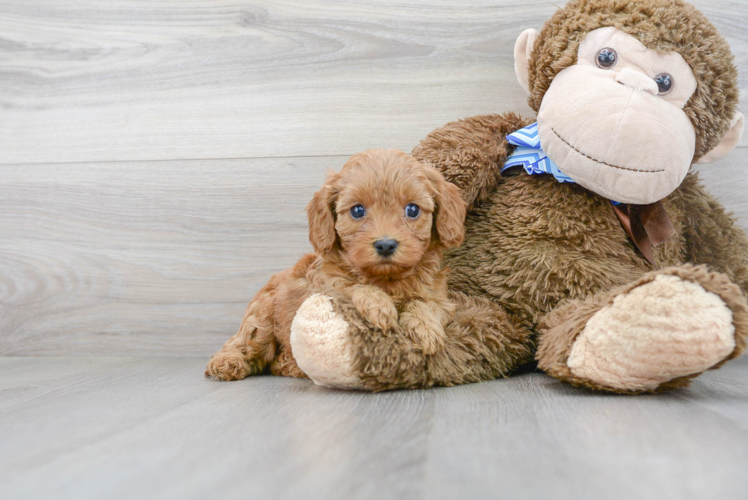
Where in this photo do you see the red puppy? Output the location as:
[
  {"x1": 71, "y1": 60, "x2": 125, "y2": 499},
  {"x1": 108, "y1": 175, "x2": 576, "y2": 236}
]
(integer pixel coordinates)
[{"x1": 206, "y1": 149, "x2": 466, "y2": 381}]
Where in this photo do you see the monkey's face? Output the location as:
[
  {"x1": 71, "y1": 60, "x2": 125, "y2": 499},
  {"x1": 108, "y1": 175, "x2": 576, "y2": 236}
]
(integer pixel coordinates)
[{"x1": 536, "y1": 27, "x2": 698, "y2": 204}]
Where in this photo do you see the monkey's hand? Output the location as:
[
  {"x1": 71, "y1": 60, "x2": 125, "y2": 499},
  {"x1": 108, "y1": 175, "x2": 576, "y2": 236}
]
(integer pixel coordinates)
[{"x1": 349, "y1": 285, "x2": 398, "y2": 331}]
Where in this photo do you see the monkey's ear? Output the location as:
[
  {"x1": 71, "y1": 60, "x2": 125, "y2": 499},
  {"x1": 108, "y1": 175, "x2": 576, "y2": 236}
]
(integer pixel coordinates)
[
  {"x1": 306, "y1": 174, "x2": 338, "y2": 254},
  {"x1": 514, "y1": 28, "x2": 539, "y2": 95},
  {"x1": 696, "y1": 111, "x2": 745, "y2": 164}
]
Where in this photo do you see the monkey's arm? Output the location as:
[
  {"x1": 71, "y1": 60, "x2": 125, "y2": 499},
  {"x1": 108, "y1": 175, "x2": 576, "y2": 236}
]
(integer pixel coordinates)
[
  {"x1": 290, "y1": 291, "x2": 535, "y2": 391},
  {"x1": 676, "y1": 173, "x2": 748, "y2": 295},
  {"x1": 412, "y1": 112, "x2": 533, "y2": 210}
]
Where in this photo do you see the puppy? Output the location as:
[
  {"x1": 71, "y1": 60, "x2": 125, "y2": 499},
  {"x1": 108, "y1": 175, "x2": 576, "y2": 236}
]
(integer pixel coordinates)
[{"x1": 205, "y1": 149, "x2": 466, "y2": 381}]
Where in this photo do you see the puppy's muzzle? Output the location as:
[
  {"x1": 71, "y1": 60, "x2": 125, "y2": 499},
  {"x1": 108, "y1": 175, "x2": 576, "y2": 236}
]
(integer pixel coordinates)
[{"x1": 374, "y1": 238, "x2": 398, "y2": 257}]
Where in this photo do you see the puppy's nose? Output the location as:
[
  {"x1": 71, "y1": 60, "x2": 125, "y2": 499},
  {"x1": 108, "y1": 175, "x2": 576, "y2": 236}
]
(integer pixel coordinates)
[{"x1": 374, "y1": 238, "x2": 398, "y2": 257}]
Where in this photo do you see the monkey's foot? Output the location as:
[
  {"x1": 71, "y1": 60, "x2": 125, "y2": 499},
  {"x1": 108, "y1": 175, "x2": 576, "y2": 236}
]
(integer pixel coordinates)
[
  {"x1": 539, "y1": 266, "x2": 747, "y2": 393},
  {"x1": 290, "y1": 294, "x2": 364, "y2": 390}
]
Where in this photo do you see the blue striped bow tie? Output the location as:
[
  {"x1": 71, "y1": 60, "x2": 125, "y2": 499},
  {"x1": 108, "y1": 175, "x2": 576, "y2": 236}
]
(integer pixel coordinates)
[
  {"x1": 502, "y1": 122, "x2": 575, "y2": 183},
  {"x1": 503, "y1": 122, "x2": 621, "y2": 206}
]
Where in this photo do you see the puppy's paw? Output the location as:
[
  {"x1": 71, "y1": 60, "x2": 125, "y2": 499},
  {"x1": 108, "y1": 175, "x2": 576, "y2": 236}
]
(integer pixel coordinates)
[
  {"x1": 350, "y1": 285, "x2": 398, "y2": 331},
  {"x1": 205, "y1": 350, "x2": 251, "y2": 381},
  {"x1": 400, "y1": 311, "x2": 447, "y2": 355}
]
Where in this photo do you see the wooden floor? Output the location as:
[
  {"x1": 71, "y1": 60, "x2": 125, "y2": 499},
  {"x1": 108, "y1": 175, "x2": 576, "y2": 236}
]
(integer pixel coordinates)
[
  {"x1": 2, "y1": 1, "x2": 748, "y2": 498},
  {"x1": 1, "y1": 356, "x2": 747, "y2": 500}
]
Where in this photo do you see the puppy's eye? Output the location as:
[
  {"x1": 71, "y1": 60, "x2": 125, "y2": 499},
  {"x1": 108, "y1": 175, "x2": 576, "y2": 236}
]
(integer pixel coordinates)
[
  {"x1": 350, "y1": 204, "x2": 365, "y2": 219},
  {"x1": 405, "y1": 203, "x2": 420, "y2": 219},
  {"x1": 596, "y1": 48, "x2": 617, "y2": 69},
  {"x1": 654, "y1": 73, "x2": 673, "y2": 95}
]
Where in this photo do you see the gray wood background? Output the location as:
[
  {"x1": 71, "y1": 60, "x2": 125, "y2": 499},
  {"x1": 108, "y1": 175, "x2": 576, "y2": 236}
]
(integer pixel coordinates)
[{"x1": 1, "y1": 0, "x2": 747, "y2": 357}]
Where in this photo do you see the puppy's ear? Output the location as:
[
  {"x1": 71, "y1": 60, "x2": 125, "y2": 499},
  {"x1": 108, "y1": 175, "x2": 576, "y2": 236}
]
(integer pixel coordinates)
[
  {"x1": 306, "y1": 172, "x2": 339, "y2": 254},
  {"x1": 424, "y1": 166, "x2": 467, "y2": 248}
]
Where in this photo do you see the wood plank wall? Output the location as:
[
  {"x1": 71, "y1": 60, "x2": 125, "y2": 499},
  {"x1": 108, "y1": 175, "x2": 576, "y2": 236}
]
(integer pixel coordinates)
[{"x1": 1, "y1": 0, "x2": 746, "y2": 357}]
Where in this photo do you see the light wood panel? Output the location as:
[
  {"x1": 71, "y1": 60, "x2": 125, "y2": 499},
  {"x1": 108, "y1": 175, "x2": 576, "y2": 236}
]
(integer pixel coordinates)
[
  {"x1": 0, "y1": 0, "x2": 746, "y2": 165},
  {"x1": 1, "y1": 356, "x2": 747, "y2": 499},
  {"x1": 0, "y1": 152, "x2": 745, "y2": 357},
  {"x1": 692, "y1": 150, "x2": 748, "y2": 225},
  {"x1": 0, "y1": 157, "x2": 335, "y2": 356}
]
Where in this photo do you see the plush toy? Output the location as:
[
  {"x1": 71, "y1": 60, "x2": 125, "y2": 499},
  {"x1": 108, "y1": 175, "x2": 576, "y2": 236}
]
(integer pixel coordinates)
[{"x1": 289, "y1": 0, "x2": 748, "y2": 394}]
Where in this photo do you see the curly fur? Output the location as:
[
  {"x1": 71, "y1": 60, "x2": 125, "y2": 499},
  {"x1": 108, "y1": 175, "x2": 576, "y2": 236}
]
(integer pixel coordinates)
[{"x1": 205, "y1": 149, "x2": 467, "y2": 380}]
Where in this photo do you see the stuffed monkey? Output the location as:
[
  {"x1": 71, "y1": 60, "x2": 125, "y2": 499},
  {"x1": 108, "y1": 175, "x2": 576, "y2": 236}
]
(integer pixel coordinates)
[{"x1": 290, "y1": 0, "x2": 748, "y2": 394}]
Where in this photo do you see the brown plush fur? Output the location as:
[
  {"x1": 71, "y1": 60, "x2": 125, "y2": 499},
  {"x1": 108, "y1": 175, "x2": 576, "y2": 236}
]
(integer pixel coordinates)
[
  {"x1": 324, "y1": 111, "x2": 748, "y2": 392},
  {"x1": 341, "y1": 289, "x2": 536, "y2": 391},
  {"x1": 205, "y1": 149, "x2": 467, "y2": 380},
  {"x1": 527, "y1": 0, "x2": 739, "y2": 160}
]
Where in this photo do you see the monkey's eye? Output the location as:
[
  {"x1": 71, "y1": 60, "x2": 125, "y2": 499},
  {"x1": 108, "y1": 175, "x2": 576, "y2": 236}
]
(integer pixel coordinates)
[
  {"x1": 405, "y1": 203, "x2": 421, "y2": 219},
  {"x1": 596, "y1": 48, "x2": 617, "y2": 69},
  {"x1": 654, "y1": 73, "x2": 673, "y2": 95},
  {"x1": 350, "y1": 204, "x2": 366, "y2": 219}
]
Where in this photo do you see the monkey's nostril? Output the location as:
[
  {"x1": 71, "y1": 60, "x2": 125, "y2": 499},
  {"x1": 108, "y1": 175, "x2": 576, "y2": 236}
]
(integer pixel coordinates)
[{"x1": 374, "y1": 238, "x2": 398, "y2": 257}]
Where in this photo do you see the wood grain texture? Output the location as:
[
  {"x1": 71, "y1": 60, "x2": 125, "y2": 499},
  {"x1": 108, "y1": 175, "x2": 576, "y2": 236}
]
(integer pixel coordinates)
[
  {"x1": 0, "y1": 157, "x2": 333, "y2": 356},
  {"x1": 692, "y1": 150, "x2": 748, "y2": 228},
  {"x1": 1, "y1": 356, "x2": 747, "y2": 500},
  {"x1": 0, "y1": 152, "x2": 746, "y2": 357},
  {"x1": 0, "y1": 0, "x2": 746, "y2": 165}
]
